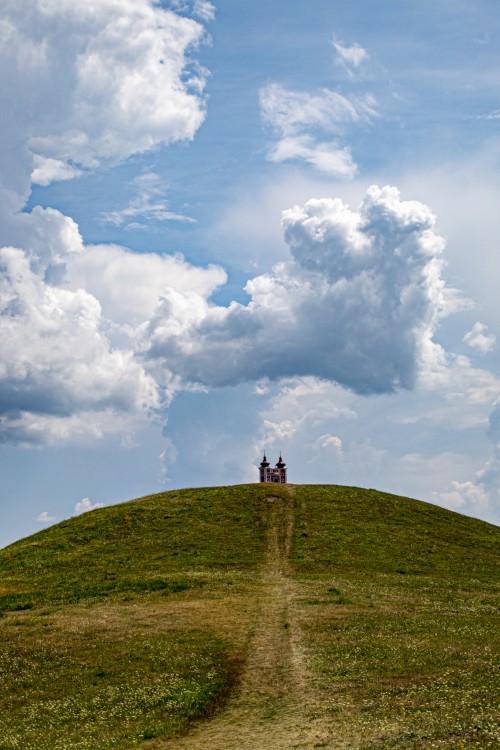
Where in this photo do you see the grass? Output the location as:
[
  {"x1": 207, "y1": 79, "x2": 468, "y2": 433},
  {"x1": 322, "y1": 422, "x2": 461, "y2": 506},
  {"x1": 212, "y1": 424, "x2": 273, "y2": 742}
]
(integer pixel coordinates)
[
  {"x1": 0, "y1": 485, "x2": 271, "y2": 609},
  {"x1": 0, "y1": 485, "x2": 277, "y2": 749},
  {"x1": 291, "y1": 486, "x2": 500, "y2": 748},
  {"x1": 0, "y1": 484, "x2": 498, "y2": 748},
  {"x1": 0, "y1": 621, "x2": 229, "y2": 749}
]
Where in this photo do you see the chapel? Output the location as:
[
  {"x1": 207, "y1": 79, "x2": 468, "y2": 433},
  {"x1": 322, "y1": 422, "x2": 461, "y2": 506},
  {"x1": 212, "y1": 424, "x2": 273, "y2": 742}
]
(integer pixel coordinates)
[{"x1": 259, "y1": 453, "x2": 287, "y2": 483}]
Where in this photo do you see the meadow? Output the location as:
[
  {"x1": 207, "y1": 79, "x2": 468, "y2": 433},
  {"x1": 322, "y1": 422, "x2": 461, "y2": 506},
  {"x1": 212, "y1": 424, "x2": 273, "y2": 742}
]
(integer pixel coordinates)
[{"x1": 0, "y1": 484, "x2": 498, "y2": 748}]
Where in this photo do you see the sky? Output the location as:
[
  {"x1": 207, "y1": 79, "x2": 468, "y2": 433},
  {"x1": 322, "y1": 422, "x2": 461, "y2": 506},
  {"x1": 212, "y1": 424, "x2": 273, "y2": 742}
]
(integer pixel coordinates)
[{"x1": 2, "y1": 0, "x2": 500, "y2": 547}]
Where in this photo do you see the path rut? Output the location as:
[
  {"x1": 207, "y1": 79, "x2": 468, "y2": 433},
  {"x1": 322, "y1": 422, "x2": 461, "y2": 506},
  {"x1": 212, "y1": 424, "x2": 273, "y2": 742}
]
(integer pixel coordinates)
[{"x1": 170, "y1": 489, "x2": 326, "y2": 750}]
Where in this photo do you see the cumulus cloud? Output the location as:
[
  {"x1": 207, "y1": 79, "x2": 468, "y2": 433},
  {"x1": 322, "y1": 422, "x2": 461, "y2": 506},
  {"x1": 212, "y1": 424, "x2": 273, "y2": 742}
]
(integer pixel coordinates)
[
  {"x1": 144, "y1": 185, "x2": 450, "y2": 395},
  {"x1": 260, "y1": 82, "x2": 377, "y2": 177},
  {"x1": 0, "y1": 195, "x2": 226, "y2": 445},
  {"x1": 74, "y1": 497, "x2": 105, "y2": 515},
  {"x1": 0, "y1": 2, "x2": 467, "y2": 455},
  {"x1": 0, "y1": 0, "x2": 209, "y2": 196},
  {"x1": 0, "y1": 175, "x2": 456, "y2": 446},
  {"x1": 255, "y1": 378, "x2": 356, "y2": 448},
  {"x1": 0, "y1": 203, "x2": 225, "y2": 444},
  {"x1": 434, "y1": 403, "x2": 500, "y2": 522},
  {"x1": 36, "y1": 511, "x2": 56, "y2": 524},
  {"x1": 0, "y1": 204, "x2": 84, "y2": 283},
  {"x1": 0, "y1": 0, "x2": 215, "y2": 446},
  {"x1": 66, "y1": 244, "x2": 226, "y2": 328},
  {"x1": 435, "y1": 479, "x2": 490, "y2": 511},
  {"x1": 31, "y1": 156, "x2": 83, "y2": 186},
  {"x1": 0, "y1": 244, "x2": 160, "y2": 445},
  {"x1": 315, "y1": 433, "x2": 343, "y2": 455},
  {"x1": 435, "y1": 468, "x2": 498, "y2": 522},
  {"x1": 463, "y1": 321, "x2": 496, "y2": 354}
]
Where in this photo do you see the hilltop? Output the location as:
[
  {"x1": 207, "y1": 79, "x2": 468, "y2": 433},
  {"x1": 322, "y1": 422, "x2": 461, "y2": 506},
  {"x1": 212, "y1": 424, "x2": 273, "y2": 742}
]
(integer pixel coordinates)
[{"x1": 0, "y1": 484, "x2": 498, "y2": 749}]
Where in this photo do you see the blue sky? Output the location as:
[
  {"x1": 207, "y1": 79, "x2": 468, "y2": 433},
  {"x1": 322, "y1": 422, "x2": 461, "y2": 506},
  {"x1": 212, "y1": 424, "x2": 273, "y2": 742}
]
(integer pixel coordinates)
[{"x1": 2, "y1": 0, "x2": 500, "y2": 547}]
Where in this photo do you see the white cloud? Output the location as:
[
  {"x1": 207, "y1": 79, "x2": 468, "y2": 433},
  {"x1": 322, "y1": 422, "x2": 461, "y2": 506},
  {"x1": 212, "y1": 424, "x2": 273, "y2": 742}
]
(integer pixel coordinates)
[
  {"x1": 332, "y1": 40, "x2": 369, "y2": 72},
  {"x1": 0, "y1": 244, "x2": 160, "y2": 445},
  {"x1": 74, "y1": 497, "x2": 105, "y2": 515},
  {"x1": 0, "y1": 0, "x2": 209, "y2": 191},
  {"x1": 463, "y1": 321, "x2": 496, "y2": 354},
  {"x1": 248, "y1": 377, "x2": 388, "y2": 487},
  {"x1": 159, "y1": 438, "x2": 179, "y2": 483},
  {"x1": 0, "y1": 196, "x2": 225, "y2": 445},
  {"x1": 474, "y1": 109, "x2": 500, "y2": 120},
  {"x1": 260, "y1": 82, "x2": 377, "y2": 177},
  {"x1": 257, "y1": 378, "x2": 356, "y2": 449},
  {"x1": 0, "y1": 173, "x2": 473, "y2": 454},
  {"x1": 36, "y1": 511, "x2": 56, "y2": 524},
  {"x1": 66, "y1": 244, "x2": 226, "y2": 328},
  {"x1": 205, "y1": 172, "x2": 369, "y2": 272},
  {"x1": 260, "y1": 83, "x2": 375, "y2": 136},
  {"x1": 435, "y1": 479, "x2": 490, "y2": 511},
  {"x1": 431, "y1": 402, "x2": 500, "y2": 522},
  {"x1": 4, "y1": 205, "x2": 85, "y2": 277},
  {"x1": 193, "y1": 1, "x2": 216, "y2": 21},
  {"x1": 315, "y1": 433, "x2": 343, "y2": 455},
  {"x1": 31, "y1": 156, "x2": 83, "y2": 186},
  {"x1": 101, "y1": 172, "x2": 196, "y2": 228},
  {"x1": 268, "y1": 135, "x2": 356, "y2": 177},
  {"x1": 144, "y1": 185, "x2": 450, "y2": 395},
  {"x1": 170, "y1": 0, "x2": 215, "y2": 22},
  {"x1": 253, "y1": 380, "x2": 270, "y2": 396},
  {"x1": 0, "y1": 0, "x2": 215, "y2": 447}
]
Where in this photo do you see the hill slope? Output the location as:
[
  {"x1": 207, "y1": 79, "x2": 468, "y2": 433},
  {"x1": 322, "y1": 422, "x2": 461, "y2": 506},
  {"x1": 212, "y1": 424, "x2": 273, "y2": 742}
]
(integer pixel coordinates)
[{"x1": 0, "y1": 485, "x2": 498, "y2": 749}]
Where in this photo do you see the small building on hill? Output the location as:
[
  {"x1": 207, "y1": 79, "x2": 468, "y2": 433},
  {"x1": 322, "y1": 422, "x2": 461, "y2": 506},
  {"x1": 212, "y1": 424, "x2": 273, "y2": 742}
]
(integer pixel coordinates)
[{"x1": 259, "y1": 453, "x2": 287, "y2": 483}]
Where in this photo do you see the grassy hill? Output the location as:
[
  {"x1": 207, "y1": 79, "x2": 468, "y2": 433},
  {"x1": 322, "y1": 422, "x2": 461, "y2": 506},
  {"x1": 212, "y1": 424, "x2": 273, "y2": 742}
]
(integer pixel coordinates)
[{"x1": 0, "y1": 485, "x2": 498, "y2": 749}]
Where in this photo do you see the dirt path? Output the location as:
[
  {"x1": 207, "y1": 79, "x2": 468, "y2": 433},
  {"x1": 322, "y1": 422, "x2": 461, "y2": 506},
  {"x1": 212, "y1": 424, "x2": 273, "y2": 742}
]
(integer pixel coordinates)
[{"x1": 170, "y1": 489, "x2": 328, "y2": 750}]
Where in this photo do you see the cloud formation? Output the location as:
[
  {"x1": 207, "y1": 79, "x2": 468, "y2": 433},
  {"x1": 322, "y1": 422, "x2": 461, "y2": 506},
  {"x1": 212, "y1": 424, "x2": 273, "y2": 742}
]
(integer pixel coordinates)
[
  {"x1": 435, "y1": 402, "x2": 500, "y2": 523},
  {"x1": 0, "y1": 179, "x2": 454, "y2": 445},
  {"x1": 101, "y1": 173, "x2": 197, "y2": 229},
  {"x1": 315, "y1": 433, "x2": 344, "y2": 455},
  {"x1": 74, "y1": 497, "x2": 105, "y2": 515},
  {"x1": 66, "y1": 243, "x2": 226, "y2": 328},
  {"x1": 463, "y1": 322, "x2": 496, "y2": 354},
  {"x1": 0, "y1": 4, "x2": 464, "y2": 458},
  {"x1": 36, "y1": 511, "x2": 56, "y2": 524},
  {"x1": 259, "y1": 82, "x2": 377, "y2": 176},
  {"x1": 171, "y1": 0, "x2": 215, "y2": 22},
  {"x1": 144, "y1": 185, "x2": 449, "y2": 395},
  {"x1": 0, "y1": 244, "x2": 160, "y2": 445},
  {"x1": 0, "y1": 0, "x2": 213, "y2": 445},
  {"x1": 332, "y1": 39, "x2": 369, "y2": 73},
  {"x1": 0, "y1": 205, "x2": 227, "y2": 444},
  {"x1": 0, "y1": 0, "x2": 208, "y2": 192}
]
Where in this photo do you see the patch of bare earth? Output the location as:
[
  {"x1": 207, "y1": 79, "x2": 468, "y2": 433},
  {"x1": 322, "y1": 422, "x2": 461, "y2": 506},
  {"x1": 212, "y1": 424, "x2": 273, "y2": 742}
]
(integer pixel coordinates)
[{"x1": 164, "y1": 489, "x2": 337, "y2": 750}]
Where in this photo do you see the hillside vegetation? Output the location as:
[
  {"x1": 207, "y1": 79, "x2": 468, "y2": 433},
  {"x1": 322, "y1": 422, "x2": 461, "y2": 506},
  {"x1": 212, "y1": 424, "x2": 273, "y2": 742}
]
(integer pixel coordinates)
[{"x1": 0, "y1": 484, "x2": 498, "y2": 749}]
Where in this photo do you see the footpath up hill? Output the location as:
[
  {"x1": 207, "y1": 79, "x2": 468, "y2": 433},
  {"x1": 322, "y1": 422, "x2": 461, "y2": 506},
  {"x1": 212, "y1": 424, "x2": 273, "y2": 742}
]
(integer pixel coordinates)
[{"x1": 0, "y1": 485, "x2": 498, "y2": 750}]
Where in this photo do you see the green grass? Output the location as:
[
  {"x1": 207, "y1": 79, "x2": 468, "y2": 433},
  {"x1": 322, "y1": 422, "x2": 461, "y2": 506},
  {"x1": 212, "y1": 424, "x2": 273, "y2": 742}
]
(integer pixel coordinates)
[
  {"x1": 0, "y1": 484, "x2": 279, "y2": 749},
  {"x1": 0, "y1": 485, "x2": 274, "y2": 609},
  {"x1": 292, "y1": 486, "x2": 500, "y2": 748},
  {"x1": 292, "y1": 485, "x2": 498, "y2": 578},
  {"x1": 0, "y1": 484, "x2": 498, "y2": 748},
  {"x1": 0, "y1": 624, "x2": 229, "y2": 750}
]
